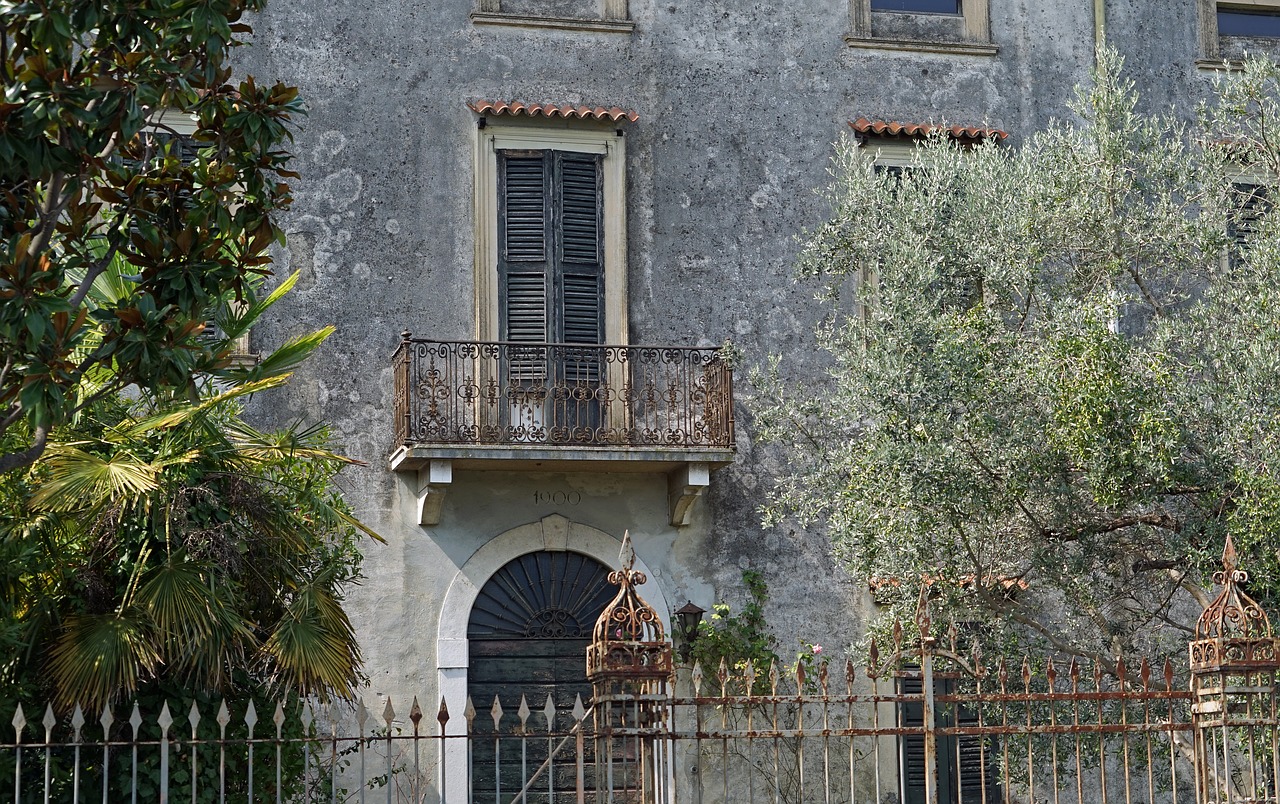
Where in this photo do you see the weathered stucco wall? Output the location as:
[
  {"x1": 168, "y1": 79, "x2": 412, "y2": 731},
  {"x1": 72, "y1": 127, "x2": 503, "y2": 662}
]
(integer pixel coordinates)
[{"x1": 229, "y1": 0, "x2": 1249, "y2": 717}]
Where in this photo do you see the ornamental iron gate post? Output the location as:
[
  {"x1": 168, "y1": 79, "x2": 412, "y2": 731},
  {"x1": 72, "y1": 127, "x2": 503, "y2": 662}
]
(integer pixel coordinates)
[
  {"x1": 587, "y1": 531, "x2": 674, "y2": 804},
  {"x1": 1190, "y1": 536, "x2": 1280, "y2": 804}
]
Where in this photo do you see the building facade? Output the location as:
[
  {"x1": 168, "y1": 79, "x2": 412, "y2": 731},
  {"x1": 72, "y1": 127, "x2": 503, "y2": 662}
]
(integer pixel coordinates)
[{"x1": 230, "y1": 0, "x2": 1280, "y2": 797}]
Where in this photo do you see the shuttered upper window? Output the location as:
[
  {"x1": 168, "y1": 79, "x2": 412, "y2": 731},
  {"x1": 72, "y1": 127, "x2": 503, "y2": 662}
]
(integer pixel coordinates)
[
  {"x1": 498, "y1": 150, "x2": 604, "y2": 347},
  {"x1": 473, "y1": 119, "x2": 627, "y2": 348}
]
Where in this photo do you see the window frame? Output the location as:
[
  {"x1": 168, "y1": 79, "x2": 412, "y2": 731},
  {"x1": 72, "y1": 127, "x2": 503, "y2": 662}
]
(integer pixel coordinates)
[
  {"x1": 473, "y1": 120, "x2": 628, "y2": 346},
  {"x1": 471, "y1": 0, "x2": 633, "y2": 33},
  {"x1": 1198, "y1": 0, "x2": 1280, "y2": 65},
  {"x1": 847, "y1": 0, "x2": 996, "y2": 56}
]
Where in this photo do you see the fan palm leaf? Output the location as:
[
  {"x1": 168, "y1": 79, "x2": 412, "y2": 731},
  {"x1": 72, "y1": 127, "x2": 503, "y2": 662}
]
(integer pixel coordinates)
[
  {"x1": 262, "y1": 583, "x2": 359, "y2": 700},
  {"x1": 28, "y1": 445, "x2": 163, "y2": 513},
  {"x1": 47, "y1": 612, "x2": 161, "y2": 710}
]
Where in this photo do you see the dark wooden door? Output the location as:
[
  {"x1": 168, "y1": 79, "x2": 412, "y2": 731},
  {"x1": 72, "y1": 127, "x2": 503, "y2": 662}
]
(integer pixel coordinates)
[{"x1": 468, "y1": 551, "x2": 616, "y2": 802}]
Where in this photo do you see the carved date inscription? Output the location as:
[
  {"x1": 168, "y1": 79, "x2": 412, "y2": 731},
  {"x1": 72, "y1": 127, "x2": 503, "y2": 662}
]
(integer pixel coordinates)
[{"x1": 534, "y1": 490, "x2": 581, "y2": 506}]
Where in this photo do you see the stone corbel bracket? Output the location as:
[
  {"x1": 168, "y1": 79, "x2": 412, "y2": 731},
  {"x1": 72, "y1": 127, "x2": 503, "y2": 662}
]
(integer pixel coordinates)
[
  {"x1": 417, "y1": 460, "x2": 453, "y2": 526},
  {"x1": 668, "y1": 462, "x2": 710, "y2": 527}
]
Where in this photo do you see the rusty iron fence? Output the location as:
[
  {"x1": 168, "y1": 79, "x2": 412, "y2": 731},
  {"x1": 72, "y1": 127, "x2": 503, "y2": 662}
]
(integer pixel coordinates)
[
  {"x1": 391, "y1": 337, "x2": 734, "y2": 450},
  {"x1": 4, "y1": 540, "x2": 1276, "y2": 803}
]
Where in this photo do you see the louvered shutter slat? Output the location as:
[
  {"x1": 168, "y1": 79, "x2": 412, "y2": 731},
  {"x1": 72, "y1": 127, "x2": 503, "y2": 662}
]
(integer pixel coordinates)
[
  {"x1": 503, "y1": 157, "x2": 548, "y2": 262},
  {"x1": 558, "y1": 156, "x2": 601, "y2": 265}
]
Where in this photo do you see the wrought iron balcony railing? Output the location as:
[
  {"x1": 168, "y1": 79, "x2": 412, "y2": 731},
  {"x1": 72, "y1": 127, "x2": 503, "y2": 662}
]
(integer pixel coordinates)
[{"x1": 392, "y1": 337, "x2": 735, "y2": 450}]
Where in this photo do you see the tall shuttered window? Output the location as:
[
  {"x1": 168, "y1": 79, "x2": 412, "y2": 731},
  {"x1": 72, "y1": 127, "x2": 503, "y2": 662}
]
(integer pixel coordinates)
[{"x1": 497, "y1": 150, "x2": 604, "y2": 351}]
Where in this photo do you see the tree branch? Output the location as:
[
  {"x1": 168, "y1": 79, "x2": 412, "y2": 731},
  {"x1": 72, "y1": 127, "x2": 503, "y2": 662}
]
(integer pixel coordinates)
[{"x1": 0, "y1": 423, "x2": 50, "y2": 474}]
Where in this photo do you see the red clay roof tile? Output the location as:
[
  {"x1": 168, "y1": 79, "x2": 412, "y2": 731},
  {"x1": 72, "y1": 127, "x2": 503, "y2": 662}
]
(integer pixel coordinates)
[
  {"x1": 468, "y1": 100, "x2": 639, "y2": 123},
  {"x1": 850, "y1": 117, "x2": 1008, "y2": 143}
]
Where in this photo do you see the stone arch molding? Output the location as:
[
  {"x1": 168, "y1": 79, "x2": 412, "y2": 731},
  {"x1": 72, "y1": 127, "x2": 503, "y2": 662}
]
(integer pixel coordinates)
[{"x1": 435, "y1": 513, "x2": 670, "y2": 708}]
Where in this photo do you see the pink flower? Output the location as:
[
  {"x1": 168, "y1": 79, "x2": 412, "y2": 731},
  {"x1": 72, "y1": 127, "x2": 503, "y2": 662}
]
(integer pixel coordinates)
[{"x1": 812, "y1": 645, "x2": 823, "y2": 655}]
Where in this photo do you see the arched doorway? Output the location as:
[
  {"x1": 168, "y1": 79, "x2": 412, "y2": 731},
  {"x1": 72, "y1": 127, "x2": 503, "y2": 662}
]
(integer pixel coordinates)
[{"x1": 467, "y1": 550, "x2": 616, "y2": 801}]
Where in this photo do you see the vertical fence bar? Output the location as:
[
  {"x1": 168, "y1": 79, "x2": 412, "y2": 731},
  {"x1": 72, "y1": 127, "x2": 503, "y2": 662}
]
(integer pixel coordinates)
[
  {"x1": 410, "y1": 698, "x2": 423, "y2": 804},
  {"x1": 13, "y1": 704, "x2": 24, "y2": 804},
  {"x1": 490, "y1": 697, "x2": 501, "y2": 804},
  {"x1": 244, "y1": 701, "x2": 257, "y2": 804},
  {"x1": 273, "y1": 702, "x2": 285, "y2": 804},
  {"x1": 518, "y1": 696, "x2": 529, "y2": 804},
  {"x1": 1095, "y1": 663, "x2": 1110, "y2": 804},
  {"x1": 1117, "y1": 657, "x2": 1132, "y2": 804},
  {"x1": 41, "y1": 703, "x2": 53, "y2": 804},
  {"x1": 217, "y1": 701, "x2": 229, "y2": 804},
  {"x1": 1164, "y1": 660, "x2": 1179, "y2": 804},
  {"x1": 158, "y1": 701, "x2": 172, "y2": 804},
  {"x1": 1046, "y1": 659, "x2": 1059, "y2": 804},
  {"x1": 130, "y1": 703, "x2": 141, "y2": 804},
  {"x1": 71, "y1": 705, "x2": 83, "y2": 804},
  {"x1": 188, "y1": 703, "x2": 200, "y2": 804},
  {"x1": 438, "y1": 698, "x2": 452, "y2": 804},
  {"x1": 549, "y1": 694, "x2": 560, "y2": 803},
  {"x1": 466, "y1": 697, "x2": 477, "y2": 804},
  {"x1": 869, "y1": 646, "x2": 882, "y2": 804},
  {"x1": 574, "y1": 695, "x2": 586, "y2": 804},
  {"x1": 1140, "y1": 660, "x2": 1154, "y2": 804},
  {"x1": 355, "y1": 701, "x2": 367, "y2": 804},
  {"x1": 384, "y1": 699, "x2": 396, "y2": 804},
  {"x1": 921, "y1": 649, "x2": 937, "y2": 804},
  {"x1": 300, "y1": 702, "x2": 313, "y2": 804},
  {"x1": 99, "y1": 706, "x2": 112, "y2": 804}
]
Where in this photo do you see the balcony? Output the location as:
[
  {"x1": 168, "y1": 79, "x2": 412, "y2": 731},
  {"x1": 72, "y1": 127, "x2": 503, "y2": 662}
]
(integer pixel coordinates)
[{"x1": 389, "y1": 337, "x2": 736, "y2": 525}]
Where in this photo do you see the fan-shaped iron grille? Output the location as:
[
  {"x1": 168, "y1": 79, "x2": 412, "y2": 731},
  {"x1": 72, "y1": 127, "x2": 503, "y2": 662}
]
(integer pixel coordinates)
[{"x1": 468, "y1": 551, "x2": 615, "y2": 640}]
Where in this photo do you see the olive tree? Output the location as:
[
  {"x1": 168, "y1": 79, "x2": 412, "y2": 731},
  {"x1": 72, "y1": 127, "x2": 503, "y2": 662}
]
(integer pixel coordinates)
[{"x1": 756, "y1": 49, "x2": 1280, "y2": 667}]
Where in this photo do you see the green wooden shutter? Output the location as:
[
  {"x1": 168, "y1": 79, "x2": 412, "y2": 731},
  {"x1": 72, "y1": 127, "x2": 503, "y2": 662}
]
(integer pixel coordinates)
[
  {"x1": 898, "y1": 674, "x2": 929, "y2": 804},
  {"x1": 498, "y1": 150, "x2": 605, "y2": 346},
  {"x1": 498, "y1": 152, "x2": 551, "y2": 380},
  {"x1": 1229, "y1": 182, "x2": 1270, "y2": 269},
  {"x1": 554, "y1": 152, "x2": 604, "y2": 347}
]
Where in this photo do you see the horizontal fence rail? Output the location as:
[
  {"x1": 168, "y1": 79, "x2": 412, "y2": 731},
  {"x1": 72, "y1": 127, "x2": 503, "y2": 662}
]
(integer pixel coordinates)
[
  {"x1": 9, "y1": 544, "x2": 1270, "y2": 803},
  {"x1": 0, "y1": 661, "x2": 1201, "y2": 804},
  {"x1": 392, "y1": 338, "x2": 735, "y2": 450}
]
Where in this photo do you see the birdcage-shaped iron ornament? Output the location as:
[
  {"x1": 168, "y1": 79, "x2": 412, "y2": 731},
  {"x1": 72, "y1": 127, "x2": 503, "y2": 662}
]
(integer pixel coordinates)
[
  {"x1": 1190, "y1": 536, "x2": 1280, "y2": 804},
  {"x1": 587, "y1": 531, "x2": 672, "y2": 803},
  {"x1": 587, "y1": 531, "x2": 673, "y2": 688}
]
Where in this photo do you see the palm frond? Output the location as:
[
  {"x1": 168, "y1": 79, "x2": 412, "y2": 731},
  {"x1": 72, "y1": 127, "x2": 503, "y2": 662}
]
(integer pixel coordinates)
[
  {"x1": 135, "y1": 560, "x2": 218, "y2": 651},
  {"x1": 220, "y1": 327, "x2": 334, "y2": 386},
  {"x1": 261, "y1": 584, "x2": 359, "y2": 701},
  {"x1": 29, "y1": 446, "x2": 162, "y2": 513},
  {"x1": 162, "y1": 583, "x2": 256, "y2": 692},
  {"x1": 47, "y1": 613, "x2": 160, "y2": 710},
  {"x1": 216, "y1": 271, "x2": 301, "y2": 341},
  {"x1": 123, "y1": 376, "x2": 290, "y2": 435},
  {"x1": 223, "y1": 418, "x2": 363, "y2": 466}
]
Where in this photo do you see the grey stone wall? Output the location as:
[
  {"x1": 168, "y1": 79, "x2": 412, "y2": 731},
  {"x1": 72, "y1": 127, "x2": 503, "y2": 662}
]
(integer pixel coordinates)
[{"x1": 229, "y1": 0, "x2": 1264, "y2": 716}]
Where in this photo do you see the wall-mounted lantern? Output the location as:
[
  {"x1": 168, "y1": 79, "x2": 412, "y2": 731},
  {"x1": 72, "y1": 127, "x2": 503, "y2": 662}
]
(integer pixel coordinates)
[{"x1": 673, "y1": 600, "x2": 706, "y2": 665}]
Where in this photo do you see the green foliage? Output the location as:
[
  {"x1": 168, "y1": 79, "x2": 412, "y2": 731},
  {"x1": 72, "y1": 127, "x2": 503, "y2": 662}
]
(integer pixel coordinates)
[
  {"x1": 0, "y1": 0, "x2": 303, "y2": 473},
  {"x1": 0, "y1": 257, "x2": 376, "y2": 709},
  {"x1": 0, "y1": 386, "x2": 371, "y2": 710},
  {"x1": 689, "y1": 571, "x2": 779, "y2": 694},
  {"x1": 688, "y1": 571, "x2": 831, "y2": 695},
  {"x1": 756, "y1": 47, "x2": 1280, "y2": 667}
]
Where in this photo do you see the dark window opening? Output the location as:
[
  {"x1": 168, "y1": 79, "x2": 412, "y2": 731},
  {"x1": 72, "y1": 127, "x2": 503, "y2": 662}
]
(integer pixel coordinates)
[
  {"x1": 871, "y1": 0, "x2": 962, "y2": 14},
  {"x1": 899, "y1": 671, "x2": 1001, "y2": 804},
  {"x1": 1218, "y1": 7, "x2": 1280, "y2": 37},
  {"x1": 1228, "y1": 182, "x2": 1272, "y2": 268}
]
